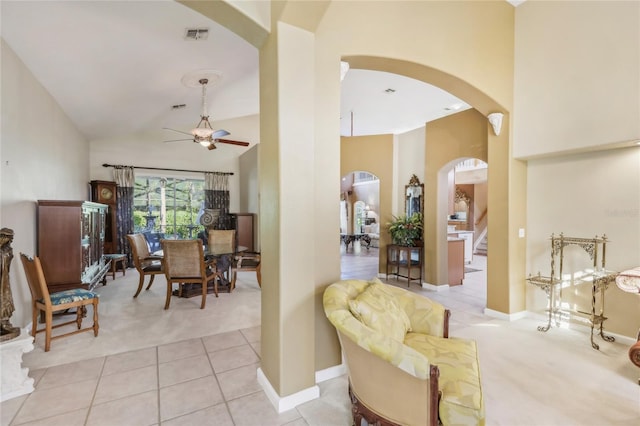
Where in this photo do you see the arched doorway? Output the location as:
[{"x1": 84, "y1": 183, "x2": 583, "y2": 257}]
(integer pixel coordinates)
[
  {"x1": 340, "y1": 170, "x2": 380, "y2": 280},
  {"x1": 447, "y1": 158, "x2": 489, "y2": 303}
]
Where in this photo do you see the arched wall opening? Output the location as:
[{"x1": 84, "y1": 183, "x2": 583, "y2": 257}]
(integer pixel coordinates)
[{"x1": 341, "y1": 57, "x2": 504, "y2": 302}]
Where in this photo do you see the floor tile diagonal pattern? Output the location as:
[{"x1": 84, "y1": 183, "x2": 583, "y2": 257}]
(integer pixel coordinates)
[{"x1": 2, "y1": 251, "x2": 639, "y2": 425}]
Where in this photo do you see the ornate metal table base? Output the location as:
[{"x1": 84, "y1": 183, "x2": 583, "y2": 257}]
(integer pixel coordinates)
[
  {"x1": 527, "y1": 233, "x2": 618, "y2": 350},
  {"x1": 340, "y1": 234, "x2": 371, "y2": 251}
]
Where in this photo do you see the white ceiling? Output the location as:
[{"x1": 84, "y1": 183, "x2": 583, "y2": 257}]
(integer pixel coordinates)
[{"x1": 2, "y1": 1, "x2": 479, "y2": 142}]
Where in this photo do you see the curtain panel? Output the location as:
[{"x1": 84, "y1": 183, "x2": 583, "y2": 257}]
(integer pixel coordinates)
[
  {"x1": 204, "y1": 173, "x2": 232, "y2": 229},
  {"x1": 114, "y1": 166, "x2": 135, "y2": 266}
]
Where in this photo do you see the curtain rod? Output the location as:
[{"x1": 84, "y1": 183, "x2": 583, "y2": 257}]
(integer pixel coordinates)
[{"x1": 102, "y1": 163, "x2": 234, "y2": 176}]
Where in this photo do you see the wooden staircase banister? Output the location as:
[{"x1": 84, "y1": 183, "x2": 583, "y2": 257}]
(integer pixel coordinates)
[{"x1": 475, "y1": 208, "x2": 487, "y2": 226}]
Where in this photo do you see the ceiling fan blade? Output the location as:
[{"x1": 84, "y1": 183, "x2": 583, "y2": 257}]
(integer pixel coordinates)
[
  {"x1": 163, "y1": 127, "x2": 193, "y2": 136},
  {"x1": 207, "y1": 143, "x2": 217, "y2": 150},
  {"x1": 163, "y1": 138, "x2": 193, "y2": 143},
  {"x1": 215, "y1": 138, "x2": 250, "y2": 147},
  {"x1": 213, "y1": 129, "x2": 230, "y2": 138}
]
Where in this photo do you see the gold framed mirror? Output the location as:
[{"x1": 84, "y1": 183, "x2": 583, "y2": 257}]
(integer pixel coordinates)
[
  {"x1": 405, "y1": 174, "x2": 424, "y2": 218},
  {"x1": 453, "y1": 187, "x2": 471, "y2": 227}
]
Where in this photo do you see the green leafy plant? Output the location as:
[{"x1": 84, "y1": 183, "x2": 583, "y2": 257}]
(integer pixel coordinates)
[{"x1": 387, "y1": 212, "x2": 423, "y2": 246}]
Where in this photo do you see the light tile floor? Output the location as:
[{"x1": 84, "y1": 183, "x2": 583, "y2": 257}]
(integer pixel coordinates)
[{"x1": 2, "y1": 325, "x2": 352, "y2": 426}]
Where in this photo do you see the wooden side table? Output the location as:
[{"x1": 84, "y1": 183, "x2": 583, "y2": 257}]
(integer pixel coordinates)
[
  {"x1": 386, "y1": 244, "x2": 423, "y2": 286},
  {"x1": 104, "y1": 254, "x2": 127, "y2": 280}
]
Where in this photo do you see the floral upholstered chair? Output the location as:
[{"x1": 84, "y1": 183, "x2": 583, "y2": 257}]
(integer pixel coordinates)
[{"x1": 323, "y1": 278, "x2": 484, "y2": 426}]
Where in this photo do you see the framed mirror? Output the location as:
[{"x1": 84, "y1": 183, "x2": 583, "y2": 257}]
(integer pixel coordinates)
[
  {"x1": 453, "y1": 187, "x2": 471, "y2": 226},
  {"x1": 405, "y1": 174, "x2": 424, "y2": 218}
]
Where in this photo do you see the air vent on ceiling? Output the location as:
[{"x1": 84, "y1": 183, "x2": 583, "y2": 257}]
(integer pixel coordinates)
[{"x1": 184, "y1": 28, "x2": 209, "y2": 41}]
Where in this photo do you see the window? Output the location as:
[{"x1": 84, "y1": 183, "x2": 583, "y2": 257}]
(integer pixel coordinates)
[{"x1": 133, "y1": 176, "x2": 205, "y2": 239}]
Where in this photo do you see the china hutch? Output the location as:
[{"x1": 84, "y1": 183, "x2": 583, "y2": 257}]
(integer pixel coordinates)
[{"x1": 37, "y1": 200, "x2": 110, "y2": 292}]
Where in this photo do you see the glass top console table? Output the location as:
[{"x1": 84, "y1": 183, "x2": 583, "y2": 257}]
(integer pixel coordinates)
[{"x1": 527, "y1": 233, "x2": 618, "y2": 350}]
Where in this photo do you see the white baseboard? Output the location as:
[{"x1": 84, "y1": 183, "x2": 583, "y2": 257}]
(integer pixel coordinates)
[
  {"x1": 256, "y1": 368, "x2": 320, "y2": 413},
  {"x1": 484, "y1": 308, "x2": 527, "y2": 321},
  {"x1": 315, "y1": 362, "x2": 346, "y2": 383},
  {"x1": 421, "y1": 282, "x2": 449, "y2": 291}
]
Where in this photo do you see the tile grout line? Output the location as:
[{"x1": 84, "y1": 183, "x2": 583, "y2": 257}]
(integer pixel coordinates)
[
  {"x1": 203, "y1": 336, "x2": 238, "y2": 425},
  {"x1": 156, "y1": 344, "x2": 161, "y2": 426},
  {"x1": 83, "y1": 356, "x2": 107, "y2": 425}
]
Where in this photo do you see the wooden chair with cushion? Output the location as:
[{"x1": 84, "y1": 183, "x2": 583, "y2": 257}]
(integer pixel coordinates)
[
  {"x1": 127, "y1": 233, "x2": 163, "y2": 298},
  {"x1": 161, "y1": 239, "x2": 218, "y2": 309},
  {"x1": 20, "y1": 253, "x2": 99, "y2": 352},
  {"x1": 231, "y1": 252, "x2": 261, "y2": 290}
]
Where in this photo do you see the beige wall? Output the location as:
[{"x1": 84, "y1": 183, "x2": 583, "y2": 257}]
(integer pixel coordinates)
[
  {"x1": 514, "y1": 1, "x2": 640, "y2": 337},
  {"x1": 514, "y1": 1, "x2": 640, "y2": 158},
  {"x1": 1, "y1": 39, "x2": 90, "y2": 328},
  {"x1": 396, "y1": 127, "x2": 426, "y2": 217},
  {"x1": 239, "y1": 144, "x2": 260, "y2": 250}
]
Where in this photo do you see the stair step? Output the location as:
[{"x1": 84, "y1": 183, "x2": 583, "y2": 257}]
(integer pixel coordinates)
[{"x1": 474, "y1": 235, "x2": 488, "y2": 255}]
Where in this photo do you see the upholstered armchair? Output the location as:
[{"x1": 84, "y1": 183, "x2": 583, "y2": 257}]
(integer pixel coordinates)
[{"x1": 323, "y1": 279, "x2": 484, "y2": 426}]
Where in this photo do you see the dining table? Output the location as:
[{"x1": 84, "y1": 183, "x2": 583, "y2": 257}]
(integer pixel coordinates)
[{"x1": 153, "y1": 245, "x2": 247, "y2": 297}]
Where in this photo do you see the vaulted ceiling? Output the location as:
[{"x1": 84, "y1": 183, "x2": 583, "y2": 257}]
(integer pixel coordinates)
[{"x1": 2, "y1": 1, "x2": 524, "y2": 143}]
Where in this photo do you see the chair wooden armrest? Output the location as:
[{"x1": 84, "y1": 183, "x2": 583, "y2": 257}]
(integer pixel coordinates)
[{"x1": 236, "y1": 252, "x2": 260, "y2": 265}]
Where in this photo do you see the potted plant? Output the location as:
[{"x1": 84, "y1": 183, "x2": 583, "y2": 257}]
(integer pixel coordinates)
[{"x1": 387, "y1": 212, "x2": 423, "y2": 246}]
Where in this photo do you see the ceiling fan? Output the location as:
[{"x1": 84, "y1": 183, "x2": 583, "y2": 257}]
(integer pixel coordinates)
[{"x1": 163, "y1": 71, "x2": 250, "y2": 150}]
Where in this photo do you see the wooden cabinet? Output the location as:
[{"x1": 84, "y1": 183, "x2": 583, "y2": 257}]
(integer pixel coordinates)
[
  {"x1": 451, "y1": 231, "x2": 473, "y2": 264},
  {"x1": 234, "y1": 213, "x2": 255, "y2": 252},
  {"x1": 37, "y1": 200, "x2": 110, "y2": 292},
  {"x1": 90, "y1": 180, "x2": 117, "y2": 254},
  {"x1": 448, "y1": 238, "x2": 465, "y2": 286},
  {"x1": 386, "y1": 244, "x2": 423, "y2": 286}
]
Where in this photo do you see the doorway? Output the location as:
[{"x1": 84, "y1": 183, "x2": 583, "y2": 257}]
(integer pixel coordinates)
[
  {"x1": 340, "y1": 171, "x2": 380, "y2": 280},
  {"x1": 446, "y1": 158, "x2": 488, "y2": 303}
]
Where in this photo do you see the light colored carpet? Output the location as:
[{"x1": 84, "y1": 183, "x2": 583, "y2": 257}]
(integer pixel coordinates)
[{"x1": 23, "y1": 269, "x2": 262, "y2": 370}]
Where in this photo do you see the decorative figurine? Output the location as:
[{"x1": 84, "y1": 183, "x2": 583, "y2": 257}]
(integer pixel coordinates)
[{"x1": 1, "y1": 228, "x2": 20, "y2": 341}]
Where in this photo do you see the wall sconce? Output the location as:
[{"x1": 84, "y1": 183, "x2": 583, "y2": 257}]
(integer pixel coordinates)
[
  {"x1": 340, "y1": 61, "x2": 350, "y2": 81},
  {"x1": 487, "y1": 112, "x2": 504, "y2": 136}
]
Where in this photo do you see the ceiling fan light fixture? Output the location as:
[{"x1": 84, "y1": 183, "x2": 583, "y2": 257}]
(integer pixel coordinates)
[
  {"x1": 198, "y1": 138, "x2": 211, "y2": 147},
  {"x1": 191, "y1": 116, "x2": 214, "y2": 138}
]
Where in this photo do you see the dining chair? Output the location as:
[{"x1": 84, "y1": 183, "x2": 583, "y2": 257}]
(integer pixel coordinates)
[
  {"x1": 160, "y1": 238, "x2": 218, "y2": 309},
  {"x1": 19, "y1": 253, "x2": 100, "y2": 352},
  {"x1": 127, "y1": 233, "x2": 163, "y2": 298},
  {"x1": 231, "y1": 252, "x2": 261, "y2": 291},
  {"x1": 207, "y1": 229, "x2": 236, "y2": 283}
]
